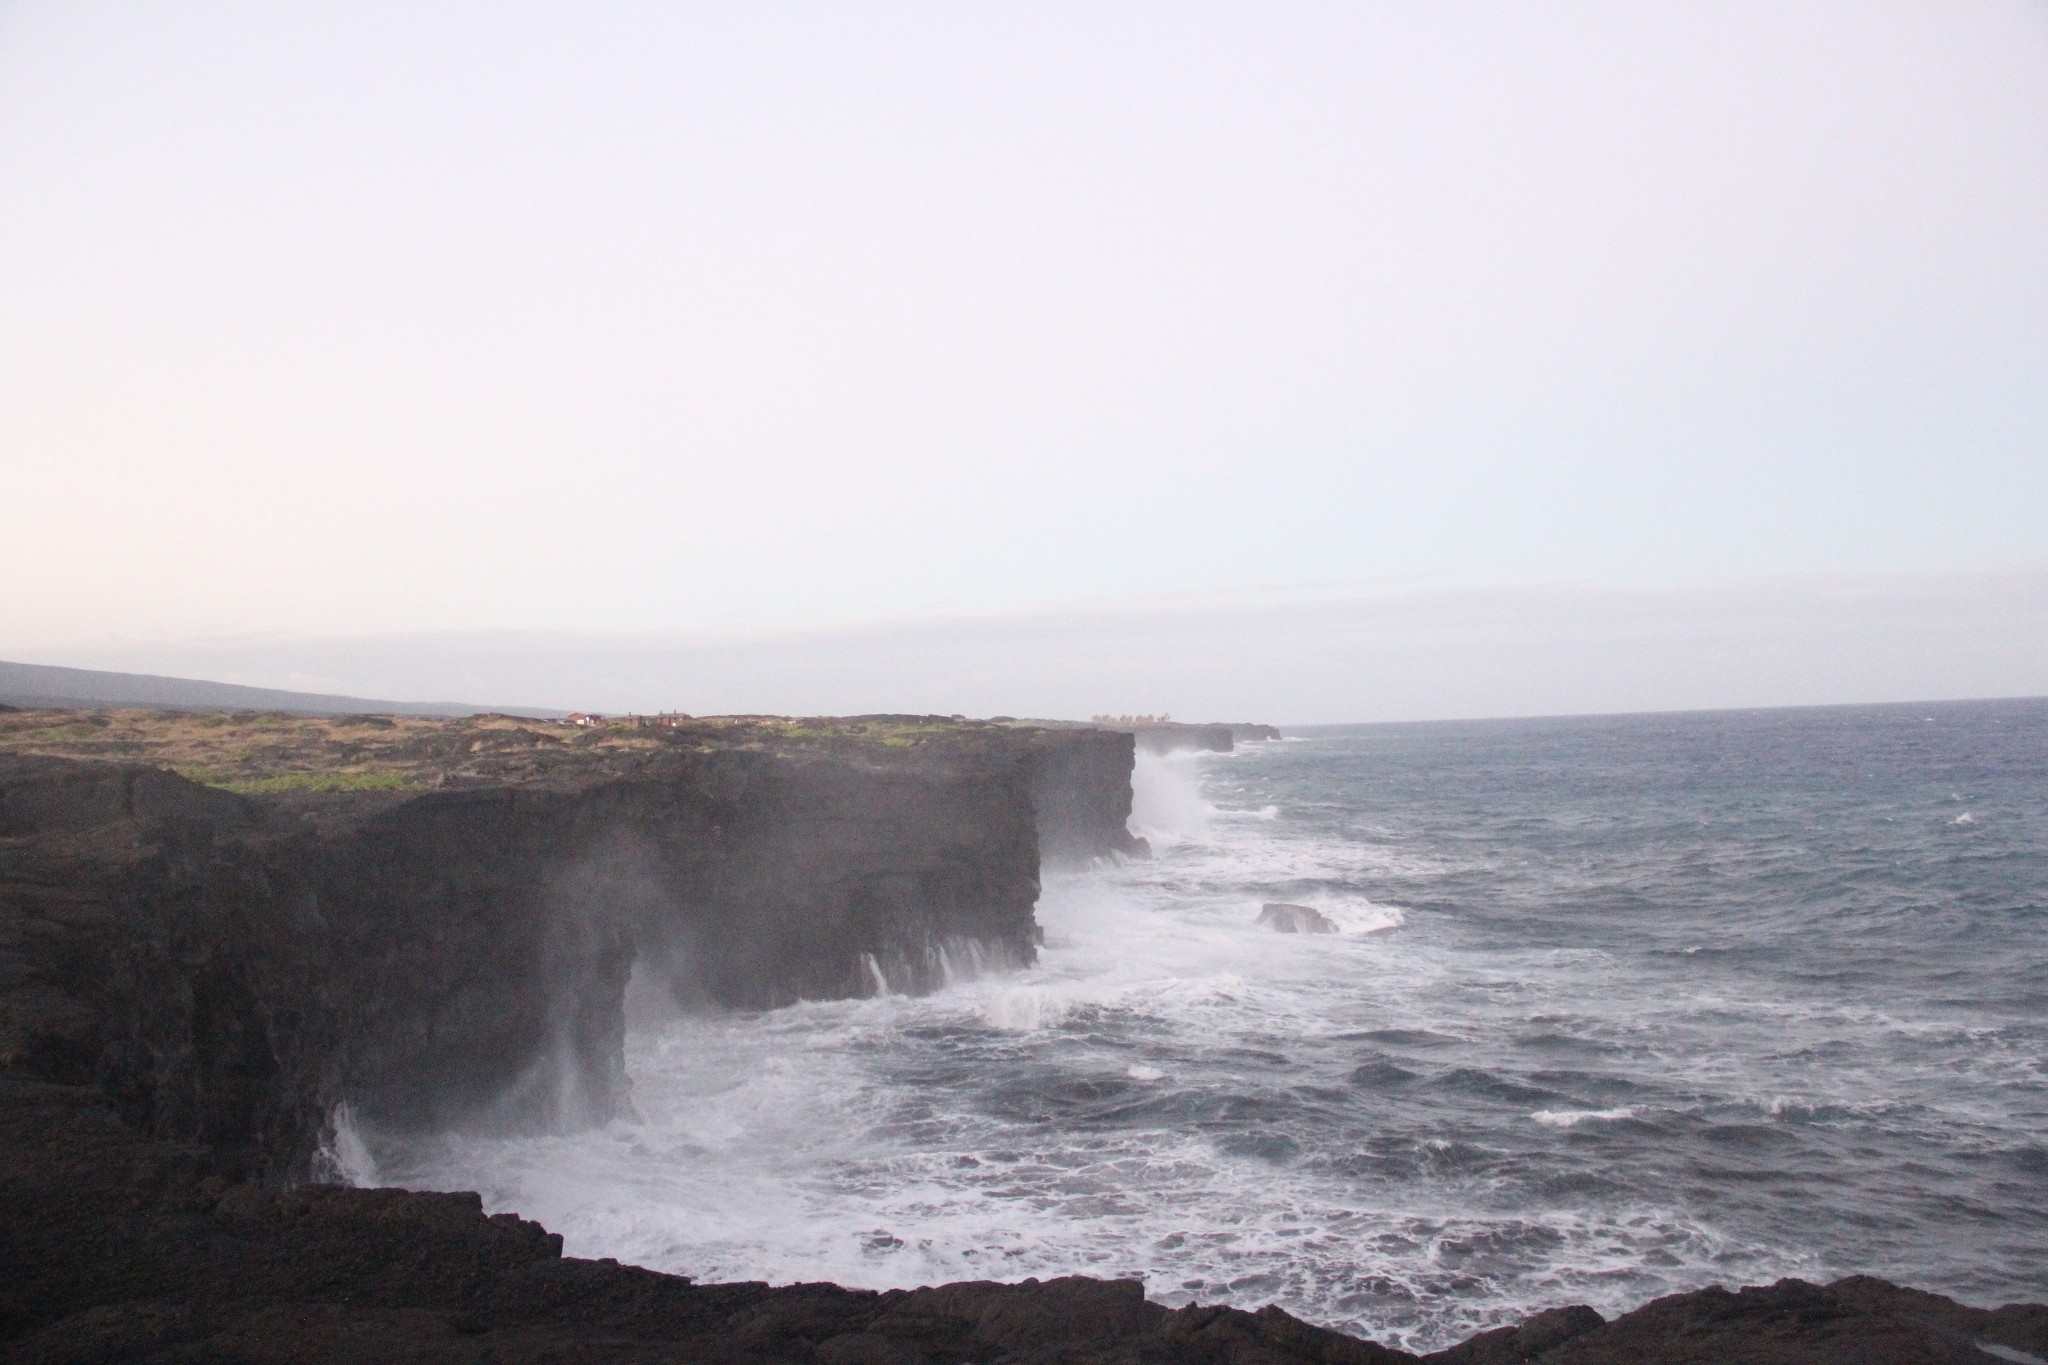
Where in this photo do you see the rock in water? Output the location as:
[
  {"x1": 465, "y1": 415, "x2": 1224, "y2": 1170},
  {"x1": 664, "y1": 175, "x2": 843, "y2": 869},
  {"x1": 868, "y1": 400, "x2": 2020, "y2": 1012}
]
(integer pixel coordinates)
[{"x1": 1259, "y1": 902, "x2": 1336, "y2": 934}]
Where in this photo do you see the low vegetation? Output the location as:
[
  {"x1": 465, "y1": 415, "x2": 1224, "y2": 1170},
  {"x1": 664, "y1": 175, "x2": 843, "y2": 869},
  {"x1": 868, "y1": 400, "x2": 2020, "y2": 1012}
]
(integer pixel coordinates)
[{"x1": 0, "y1": 706, "x2": 1016, "y2": 795}]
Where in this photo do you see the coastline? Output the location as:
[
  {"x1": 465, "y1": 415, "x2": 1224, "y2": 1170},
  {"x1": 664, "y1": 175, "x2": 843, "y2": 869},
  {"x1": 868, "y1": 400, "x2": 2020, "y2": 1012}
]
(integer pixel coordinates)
[{"x1": 2, "y1": 707, "x2": 2043, "y2": 1362}]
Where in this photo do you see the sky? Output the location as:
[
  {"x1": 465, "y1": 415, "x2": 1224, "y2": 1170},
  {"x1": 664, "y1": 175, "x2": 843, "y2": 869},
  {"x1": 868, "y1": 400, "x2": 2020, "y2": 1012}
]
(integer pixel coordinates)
[{"x1": 2, "y1": 2, "x2": 2045, "y2": 720}]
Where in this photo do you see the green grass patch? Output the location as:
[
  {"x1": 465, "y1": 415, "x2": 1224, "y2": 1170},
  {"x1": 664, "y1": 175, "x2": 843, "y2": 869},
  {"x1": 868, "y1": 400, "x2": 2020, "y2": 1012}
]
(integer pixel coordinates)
[
  {"x1": 20, "y1": 723, "x2": 109, "y2": 741},
  {"x1": 178, "y1": 768, "x2": 419, "y2": 795}
]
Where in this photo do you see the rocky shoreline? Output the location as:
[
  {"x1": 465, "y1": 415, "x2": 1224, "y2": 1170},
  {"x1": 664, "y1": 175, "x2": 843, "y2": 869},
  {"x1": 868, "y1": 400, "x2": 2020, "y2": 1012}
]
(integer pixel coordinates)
[
  {"x1": 8, "y1": 1071, "x2": 2042, "y2": 1363},
  {"x1": 3, "y1": 708, "x2": 2043, "y2": 1363}
]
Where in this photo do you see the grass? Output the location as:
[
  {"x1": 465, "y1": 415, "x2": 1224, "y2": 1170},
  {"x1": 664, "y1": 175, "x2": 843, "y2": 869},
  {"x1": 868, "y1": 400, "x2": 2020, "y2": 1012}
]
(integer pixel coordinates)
[
  {"x1": 1, "y1": 706, "x2": 1008, "y2": 797},
  {"x1": 176, "y1": 768, "x2": 421, "y2": 795}
]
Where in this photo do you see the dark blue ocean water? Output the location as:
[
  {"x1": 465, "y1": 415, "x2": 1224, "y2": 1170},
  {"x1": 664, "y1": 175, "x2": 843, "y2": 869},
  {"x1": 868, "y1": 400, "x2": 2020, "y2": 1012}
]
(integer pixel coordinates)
[{"x1": 382, "y1": 697, "x2": 2048, "y2": 1352}]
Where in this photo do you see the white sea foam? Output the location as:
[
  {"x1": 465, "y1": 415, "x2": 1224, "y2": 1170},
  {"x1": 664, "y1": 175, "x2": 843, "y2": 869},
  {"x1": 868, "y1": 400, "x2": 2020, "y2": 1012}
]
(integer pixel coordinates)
[
  {"x1": 1128, "y1": 751, "x2": 1217, "y2": 844},
  {"x1": 978, "y1": 984, "x2": 1074, "y2": 1031},
  {"x1": 314, "y1": 1101, "x2": 381, "y2": 1187},
  {"x1": 1532, "y1": 1107, "x2": 1639, "y2": 1128},
  {"x1": 1319, "y1": 901, "x2": 1408, "y2": 935}
]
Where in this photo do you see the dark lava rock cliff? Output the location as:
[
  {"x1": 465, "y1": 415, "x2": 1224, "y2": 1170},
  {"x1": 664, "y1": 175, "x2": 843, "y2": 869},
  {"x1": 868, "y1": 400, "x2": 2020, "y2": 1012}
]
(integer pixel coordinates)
[{"x1": 0, "y1": 713, "x2": 1140, "y2": 1181}]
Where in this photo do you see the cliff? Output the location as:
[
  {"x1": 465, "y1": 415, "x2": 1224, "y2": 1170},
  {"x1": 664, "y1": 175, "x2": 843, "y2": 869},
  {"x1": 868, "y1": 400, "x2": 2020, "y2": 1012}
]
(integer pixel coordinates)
[{"x1": 0, "y1": 711, "x2": 1141, "y2": 1182}]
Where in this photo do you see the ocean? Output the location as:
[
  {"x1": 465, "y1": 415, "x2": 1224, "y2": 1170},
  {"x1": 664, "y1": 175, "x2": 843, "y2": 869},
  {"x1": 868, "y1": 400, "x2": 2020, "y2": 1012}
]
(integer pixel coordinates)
[{"x1": 373, "y1": 698, "x2": 2048, "y2": 1353}]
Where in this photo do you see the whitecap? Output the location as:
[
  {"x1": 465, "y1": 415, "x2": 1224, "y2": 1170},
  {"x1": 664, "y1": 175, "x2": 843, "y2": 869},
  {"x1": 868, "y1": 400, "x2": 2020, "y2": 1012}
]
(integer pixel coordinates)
[
  {"x1": 1531, "y1": 1107, "x2": 1638, "y2": 1128},
  {"x1": 1321, "y1": 901, "x2": 1408, "y2": 935},
  {"x1": 979, "y1": 986, "x2": 1074, "y2": 1032}
]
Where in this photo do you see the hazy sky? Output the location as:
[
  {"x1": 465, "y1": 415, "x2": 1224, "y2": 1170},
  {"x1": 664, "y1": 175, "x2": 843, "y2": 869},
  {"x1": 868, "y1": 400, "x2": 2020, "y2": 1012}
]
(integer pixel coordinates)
[
  {"x1": 35, "y1": 568, "x2": 2044, "y2": 725},
  {"x1": 3, "y1": 2, "x2": 2045, "y2": 717}
]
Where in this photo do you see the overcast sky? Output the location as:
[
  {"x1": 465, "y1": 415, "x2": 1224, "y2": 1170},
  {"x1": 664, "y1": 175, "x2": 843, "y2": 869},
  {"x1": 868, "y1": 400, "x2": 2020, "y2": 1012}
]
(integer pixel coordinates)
[{"x1": 3, "y1": 2, "x2": 2044, "y2": 719}]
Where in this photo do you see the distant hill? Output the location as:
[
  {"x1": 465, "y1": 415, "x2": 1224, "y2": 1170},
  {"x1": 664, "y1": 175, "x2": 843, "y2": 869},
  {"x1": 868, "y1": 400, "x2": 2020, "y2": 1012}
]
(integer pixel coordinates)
[{"x1": 0, "y1": 659, "x2": 564, "y2": 719}]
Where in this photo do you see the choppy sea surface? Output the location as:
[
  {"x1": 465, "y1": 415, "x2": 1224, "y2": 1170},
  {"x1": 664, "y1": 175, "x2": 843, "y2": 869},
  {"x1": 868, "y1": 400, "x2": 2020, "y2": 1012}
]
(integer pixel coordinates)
[{"x1": 375, "y1": 698, "x2": 2048, "y2": 1352}]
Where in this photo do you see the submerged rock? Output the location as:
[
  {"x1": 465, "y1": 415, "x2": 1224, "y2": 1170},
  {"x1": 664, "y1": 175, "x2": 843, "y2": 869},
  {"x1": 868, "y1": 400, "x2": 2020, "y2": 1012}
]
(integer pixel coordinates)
[{"x1": 1259, "y1": 901, "x2": 1337, "y2": 933}]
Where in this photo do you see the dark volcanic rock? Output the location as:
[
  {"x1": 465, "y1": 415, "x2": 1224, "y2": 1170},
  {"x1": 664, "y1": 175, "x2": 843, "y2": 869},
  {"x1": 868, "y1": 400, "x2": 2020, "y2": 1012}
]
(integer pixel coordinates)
[
  {"x1": 0, "y1": 1076, "x2": 1412, "y2": 1364},
  {"x1": 1258, "y1": 902, "x2": 1336, "y2": 934},
  {"x1": 7, "y1": 1079, "x2": 2041, "y2": 1365},
  {"x1": 1022, "y1": 726, "x2": 1150, "y2": 865},
  {"x1": 1420, "y1": 1279, "x2": 2048, "y2": 1365},
  {"x1": 0, "y1": 723, "x2": 1138, "y2": 1181},
  {"x1": 1542, "y1": 1276, "x2": 2048, "y2": 1364},
  {"x1": 1226, "y1": 723, "x2": 1283, "y2": 743},
  {"x1": 1423, "y1": 1304, "x2": 1604, "y2": 1363}
]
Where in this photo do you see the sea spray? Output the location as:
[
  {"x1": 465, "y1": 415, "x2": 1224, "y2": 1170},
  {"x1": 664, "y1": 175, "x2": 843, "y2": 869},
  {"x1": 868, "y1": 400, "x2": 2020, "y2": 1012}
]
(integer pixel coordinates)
[
  {"x1": 1127, "y1": 750, "x2": 1216, "y2": 845},
  {"x1": 313, "y1": 1101, "x2": 380, "y2": 1187}
]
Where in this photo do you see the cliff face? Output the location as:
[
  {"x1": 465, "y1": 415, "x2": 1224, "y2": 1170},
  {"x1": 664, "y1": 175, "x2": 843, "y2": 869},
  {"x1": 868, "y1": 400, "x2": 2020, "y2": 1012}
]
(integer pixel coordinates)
[
  {"x1": 615, "y1": 746, "x2": 1044, "y2": 1010},
  {"x1": 1019, "y1": 727, "x2": 1149, "y2": 864},
  {"x1": 0, "y1": 755, "x2": 637, "y2": 1178},
  {"x1": 0, "y1": 719, "x2": 1139, "y2": 1183}
]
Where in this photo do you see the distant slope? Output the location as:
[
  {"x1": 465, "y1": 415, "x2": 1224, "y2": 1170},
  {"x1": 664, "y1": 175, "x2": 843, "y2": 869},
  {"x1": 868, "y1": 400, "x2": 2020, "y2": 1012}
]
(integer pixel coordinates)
[{"x1": 0, "y1": 659, "x2": 564, "y2": 719}]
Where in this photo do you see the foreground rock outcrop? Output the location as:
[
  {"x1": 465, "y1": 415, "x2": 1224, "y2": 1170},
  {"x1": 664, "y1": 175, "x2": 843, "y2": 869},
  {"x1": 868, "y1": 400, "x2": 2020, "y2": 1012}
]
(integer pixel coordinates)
[
  {"x1": 7, "y1": 1075, "x2": 2044, "y2": 1363},
  {"x1": 1, "y1": 1071, "x2": 1403, "y2": 1364}
]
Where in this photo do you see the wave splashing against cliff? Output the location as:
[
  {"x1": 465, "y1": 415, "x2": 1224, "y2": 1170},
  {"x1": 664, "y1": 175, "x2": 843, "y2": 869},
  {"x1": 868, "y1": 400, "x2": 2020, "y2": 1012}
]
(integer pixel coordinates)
[{"x1": 379, "y1": 701, "x2": 2048, "y2": 1353}]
